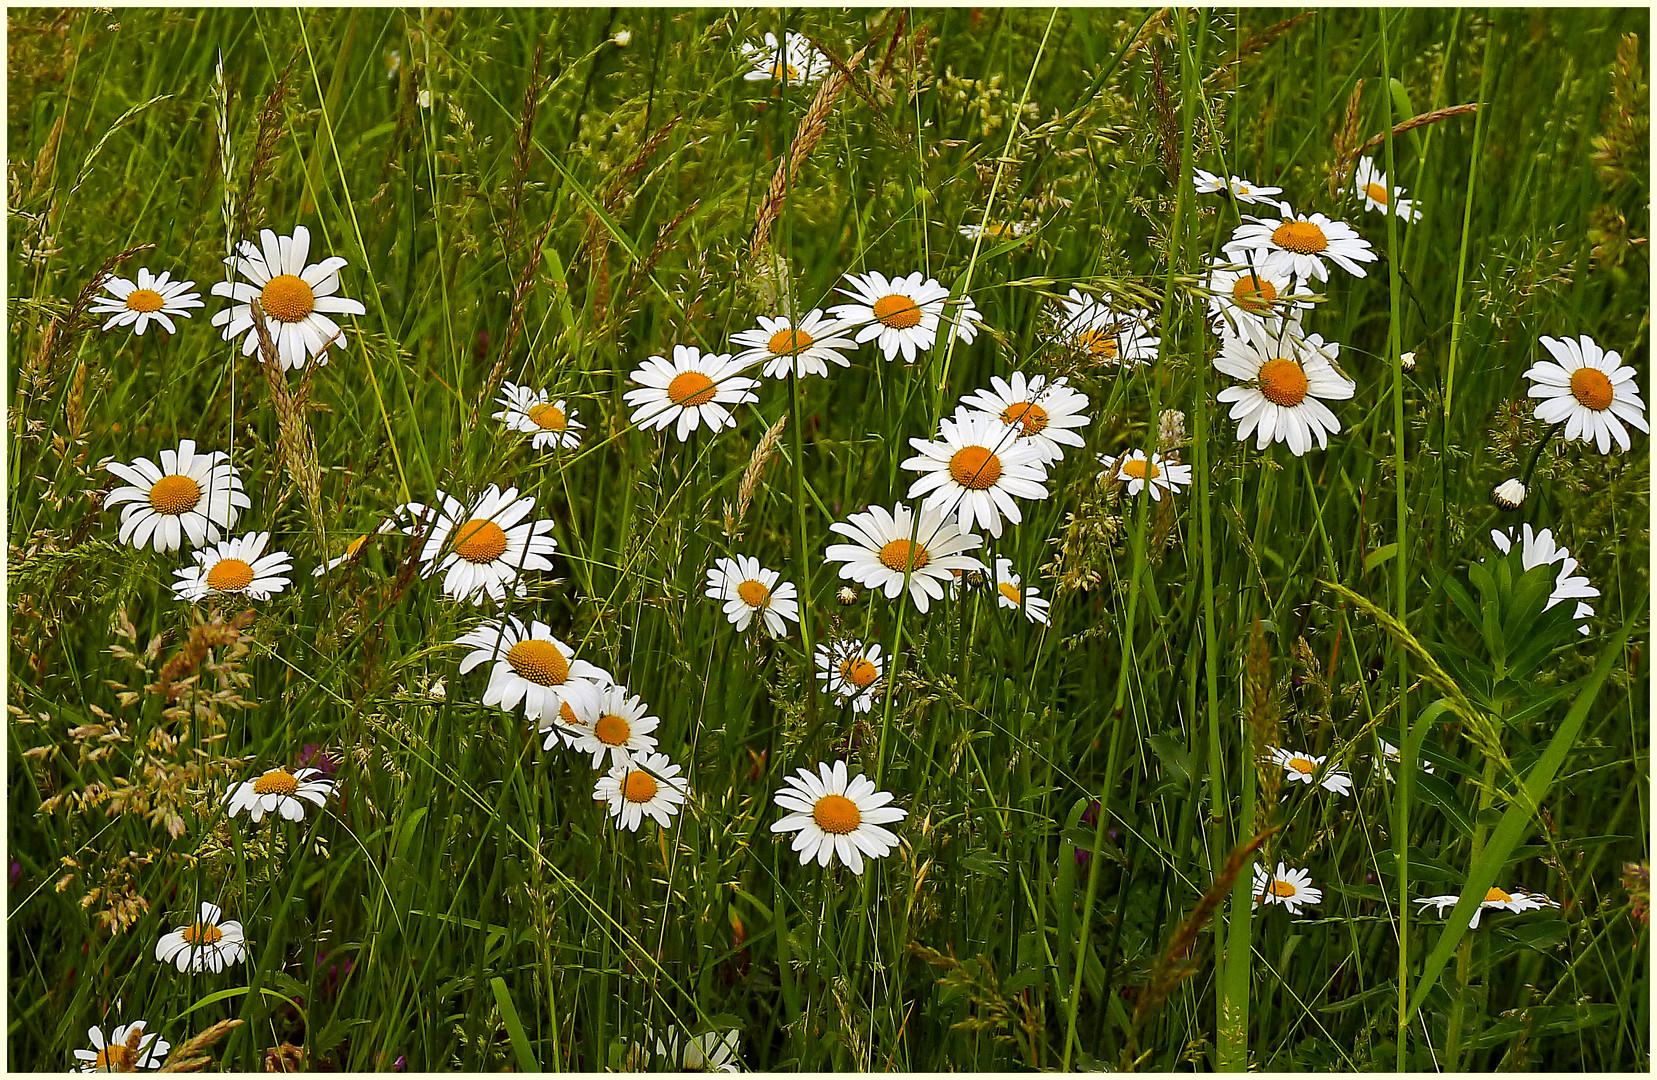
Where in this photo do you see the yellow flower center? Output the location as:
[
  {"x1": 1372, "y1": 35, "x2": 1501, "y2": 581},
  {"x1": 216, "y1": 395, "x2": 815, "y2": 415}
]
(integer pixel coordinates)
[
  {"x1": 948, "y1": 445, "x2": 1003, "y2": 490},
  {"x1": 1121, "y1": 458, "x2": 1160, "y2": 481},
  {"x1": 872, "y1": 294, "x2": 923, "y2": 330},
  {"x1": 526, "y1": 402, "x2": 567, "y2": 431},
  {"x1": 559, "y1": 700, "x2": 585, "y2": 727},
  {"x1": 181, "y1": 921, "x2": 224, "y2": 946},
  {"x1": 1236, "y1": 184, "x2": 1251, "y2": 195},
  {"x1": 594, "y1": 713, "x2": 631, "y2": 747},
  {"x1": 1000, "y1": 401, "x2": 1049, "y2": 436},
  {"x1": 505, "y1": 640, "x2": 570, "y2": 686},
  {"x1": 812, "y1": 792, "x2": 862, "y2": 834},
  {"x1": 997, "y1": 582, "x2": 1022, "y2": 606},
  {"x1": 126, "y1": 288, "x2": 165, "y2": 313},
  {"x1": 622, "y1": 770, "x2": 658, "y2": 803},
  {"x1": 1258, "y1": 357, "x2": 1310, "y2": 407},
  {"x1": 1272, "y1": 220, "x2": 1328, "y2": 255},
  {"x1": 148, "y1": 474, "x2": 203, "y2": 516},
  {"x1": 95, "y1": 1044, "x2": 137, "y2": 1070},
  {"x1": 1364, "y1": 182, "x2": 1390, "y2": 206},
  {"x1": 1287, "y1": 756, "x2": 1317, "y2": 775},
  {"x1": 453, "y1": 519, "x2": 508, "y2": 563},
  {"x1": 1077, "y1": 329, "x2": 1120, "y2": 360},
  {"x1": 839, "y1": 657, "x2": 879, "y2": 689},
  {"x1": 1269, "y1": 879, "x2": 1298, "y2": 898},
  {"x1": 1569, "y1": 367, "x2": 1614, "y2": 411},
  {"x1": 769, "y1": 61, "x2": 801, "y2": 82},
  {"x1": 878, "y1": 539, "x2": 930, "y2": 573},
  {"x1": 666, "y1": 371, "x2": 718, "y2": 407},
  {"x1": 345, "y1": 534, "x2": 370, "y2": 558},
  {"x1": 1231, "y1": 274, "x2": 1279, "y2": 313},
  {"x1": 253, "y1": 769, "x2": 300, "y2": 796},
  {"x1": 766, "y1": 328, "x2": 815, "y2": 356},
  {"x1": 736, "y1": 579, "x2": 771, "y2": 608},
  {"x1": 260, "y1": 274, "x2": 316, "y2": 323},
  {"x1": 206, "y1": 558, "x2": 256, "y2": 592},
  {"x1": 1484, "y1": 886, "x2": 1513, "y2": 904}
]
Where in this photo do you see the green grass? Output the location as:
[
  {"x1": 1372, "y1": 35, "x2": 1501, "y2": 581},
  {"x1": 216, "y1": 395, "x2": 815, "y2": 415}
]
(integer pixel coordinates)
[{"x1": 8, "y1": 7, "x2": 1649, "y2": 1072}]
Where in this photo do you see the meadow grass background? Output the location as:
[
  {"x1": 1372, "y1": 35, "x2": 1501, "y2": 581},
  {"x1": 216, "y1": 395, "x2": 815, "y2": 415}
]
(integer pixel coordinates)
[{"x1": 7, "y1": 6, "x2": 1650, "y2": 1072}]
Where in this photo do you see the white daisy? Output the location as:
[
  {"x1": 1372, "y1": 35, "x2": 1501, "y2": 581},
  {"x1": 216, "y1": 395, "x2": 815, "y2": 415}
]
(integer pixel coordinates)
[
  {"x1": 560, "y1": 683, "x2": 660, "y2": 767},
  {"x1": 1098, "y1": 449, "x2": 1193, "y2": 501},
  {"x1": 1053, "y1": 288, "x2": 1160, "y2": 367},
  {"x1": 73, "y1": 1021, "x2": 170, "y2": 1072},
  {"x1": 400, "y1": 485, "x2": 558, "y2": 604},
  {"x1": 900, "y1": 410, "x2": 1049, "y2": 539},
  {"x1": 1266, "y1": 746, "x2": 1354, "y2": 797},
  {"x1": 595, "y1": 751, "x2": 689, "y2": 832},
  {"x1": 1214, "y1": 317, "x2": 1355, "y2": 456},
  {"x1": 1353, "y1": 158, "x2": 1422, "y2": 222},
  {"x1": 957, "y1": 372, "x2": 1091, "y2": 466},
  {"x1": 729, "y1": 310, "x2": 858, "y2": 380},
  {"x1": 652, "y1": 1026, "x2": 741, "y2": 1073},
  {"x1": 739, "y1": 30, "x2": 830, "y2": 85},
  {"x1": 1192, "y1": 168, "x2": 1283, "y2": 205},
  {"x1": 311, "y1": 520, "x2": 396, "y2": 577},
  {"x1": 89, "y1": 267, "x2": 203, "y2": 336},
  {"x1": 210, "y1": 225, "x2": 367, "y2": 370},
  {"x1": 1252, "y1": 862, "x2": 1322, "y2": 915},
  {"x1": 492, "y1": 382, "x2": 585, "y2": 451},
  {"x1": 104, "y1": 440, "x2": 250, "y2": 553},
  {"x1": 1524, "y1": 334, "x2": 1648, "y2": 454},
  {"x1": 171, "y1": 531, "x2": 294, "y2": 603},
  {"x1": 1204, "y1": 257, "x2": 1316, "y2": 333},
  {"x1": 705, "y1": 555, "x2": 800, "y2": 637},
  {"x1": 813, "y1": 640, "x2": 884, "y2": 713},
  {"x1": 770, "y1": 760, "x2": 907, "y2": 874},
  {"x1": 1416, "y1": 884, "x2": 1558, "y2": 929},
  {"x1": 959, "y1": 220, "x2": 1036, "y2": 242},
  {"x1": 990, "y1": 557, "x2": 1050, "y2": 626},
  {"x1": 154, "y1": 901, "x2": 246, "y2": 973},
  {"x1": 1223, "y1": 207, "x2": 1376, "y2": 282},
  {"x1": 455, "y1": 617, "x2": 611, "y2": 729},
  {"x1": 1491, "y1": 524, "x2": 1598, "y2": 633},
  {"x1": 623, "y1": 345, "x2": 760, "y2": 442},
  {"x1": 223, "y1": 765, "x2": 334, "y2": 823},
  {"x1": 1373, "y1": 737, "x2": 1435, "y2": 781},
  {"x1": 825, "y1": 502, "x2": 985, "y2": 613},
  {"x1": 942, "y1": 293, "x2": 985, "y2": 346},
  {"x1": 827, "y1": 271, "x2": 951, "y2": 363}
]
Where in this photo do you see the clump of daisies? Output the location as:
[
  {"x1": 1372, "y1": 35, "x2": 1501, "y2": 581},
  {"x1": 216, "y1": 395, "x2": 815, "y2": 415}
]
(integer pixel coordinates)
[{"x1": 210, "y1": 225, "x2": 367, "y2": 370}]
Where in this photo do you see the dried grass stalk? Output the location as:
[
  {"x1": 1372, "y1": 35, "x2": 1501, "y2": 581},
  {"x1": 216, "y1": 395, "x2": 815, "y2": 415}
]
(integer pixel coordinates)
[
  {"x1": 1328, "y1": 79, "x2": 1366, "y2": 199},
  {"x1": 249, "y1": 297, "x2": 326, "y2": 545},
  {"x1": 1357, "y1": 102, "x2": 1479, "y2": 153},
  {"x1": 158, "y1": 1018, "x2": 245, "y2": 1072},
  {"x1": 725, "y1": 412, "x2": 788, "y2": 540}
]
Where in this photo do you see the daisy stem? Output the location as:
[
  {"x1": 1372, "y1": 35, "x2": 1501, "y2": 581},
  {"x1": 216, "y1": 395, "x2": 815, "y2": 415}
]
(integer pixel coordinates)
[
  {"x1": 787, "y1": 370, "x2": 817, "y2": 720},
  {"x1": 1447, "y1": 751, "x2": 1502, "y2": 1068},
  {"x1": 1520, "y1": 422, "x2": 1565, "y2": 490}
]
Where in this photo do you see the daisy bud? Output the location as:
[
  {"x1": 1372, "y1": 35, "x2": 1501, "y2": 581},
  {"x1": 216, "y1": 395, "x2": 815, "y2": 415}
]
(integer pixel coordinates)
[
  {"x1": 1400, "y1": 351, "x2": 1417, "y2": 372},
  {"x1": 1493, "y1": 478, "x2": 1527, "y2": 510},
  {"x1": 611, "y1": 29, "x2": 631, "y2": 46},
  {"x1": 836, "y1": 585, "x2": 858, "y2": 605}
]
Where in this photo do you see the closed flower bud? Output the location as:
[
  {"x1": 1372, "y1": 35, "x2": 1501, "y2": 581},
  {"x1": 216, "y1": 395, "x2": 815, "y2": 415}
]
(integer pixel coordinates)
[
  {"x1": 836, "y1": 585, "x2": 858, "y2": 605},
  {"x1": 1494, "y1": 478, "x2": 1526, "y2": 509},
  {"x1": 1400, "y1": 350, "x2": 1417, "y2": 372}
]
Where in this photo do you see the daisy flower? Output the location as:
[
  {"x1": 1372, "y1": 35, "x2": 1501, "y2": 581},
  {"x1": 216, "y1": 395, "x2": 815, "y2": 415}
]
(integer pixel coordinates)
[
  {"x1": 771, "y1": 760, "x2": 907, "y2": 874},
  {"x1": 562, "y1": 684, "x2": 660, "y2": 767},
  {"x1": 1192, "y1": 168, "x2": 1283, "y2": 205},
  {"x1": 223, "y1": 765, "x2": 334, "y2": 823},
  {"x1": 1491, "y1": 524, "x2": 1598, "y2": 633},
  {"x1": 959, "y1": 219, "x2": 1036, "y2": 242},
  {"x1": 1223, "y1": 207, "x2": 1376, "y2": 282},
  {"x1": 1098, "y1": 449, "x2": 1193, "y2": 501},
  {"x1": 959, "y1": 372, "x2": 1091, "y2": 467},
  {"x1": 990, "y1": 557, "x2": 1050, "y2": 626},
  {"x1": 400, "y1": 485, "x2": 558, "y2": 604},
  {"x1": 1252, "y1": 862, "x2": 1322, "y2": 915},
  {"x1": 729, "y1": 310, "x2": 858, "y2": 380},
  {"x1": 942, "y1": 293, "x2": 985, "y2": 347},
  {"x1": 595, "y1": 751, "x2": 688, "y2": 832},
  {"x1": 705, "y1": 555, "x2": 800, "y2": 637},
  {"x1": 1205, "y1": 257, "x2": 1315, "y2": 333},
  {"x1": 827, "y1": 271, "x2": 951, "y2": 363},
  {"x1": 311, "y1": 520, "x2": 396, "y2": 577},
  {"x1": 455, "y1": 617, "x2": 611, "y2": 729},
  {"x1": 1524, "y1": 334, "x2": 1648, "y2": 454},
  {"x1": 1493, "y1": 478, "x2": 1527, "y2": 510},
  {"x1": 1053, "y1": 288, "x2": 1160, "y2": 367},
  {"x1": 1214, "y1": 317, "x2": 1355, "y2": 456},
  {"x1": 739, "y1": 30, "x2": 829, "y2": 85},
  {"x1": 900, "y1": 410, "x2": 1049, "y2": 538},
  {"x1": 171, "y1": 531, "x2": 294, "y2": 603},
  {"x1": 1266, "y1": 746, "x2": 1354, "y2": 797},
  {"x1": 1353, "y1": 158, "x2": 1422, "y2": 222},
  {"x1": 210, "y1": 225, "x2": 367, "y2": 371},
  {"x1": 104, "y1": 440, "x2": 249, "y2": 553},
  {"x1": 154, "y1": 901, "x2": 246, "y2": 973},
  {"x1": 73, "y1": 1021, "x2": 170, "y2": 1072},
  {"x1": 623, "y1": 345, "x2": 759, "y2": 441},
  {"x1": 824, "y1": 502, "x2": 985, "y2": 613},
  {"x1": 1374, "y1": 737, "x2": 1434, "y2": 781},
  {"x1": 1415, "y1": 884, "x2": 1558, "y2": 929},
  {"x1": 814, "y1": 640, "x2": 885, "y2": 713},
  {"x1": 89, "y1": 267, "x2": 203, "y2": 336},
  {"x1": 652, "y1": 1026, "x2": 741, "y2": 1073},
  {"x1": 493, "y1": 382, "x2": 584, "y2": 451}
]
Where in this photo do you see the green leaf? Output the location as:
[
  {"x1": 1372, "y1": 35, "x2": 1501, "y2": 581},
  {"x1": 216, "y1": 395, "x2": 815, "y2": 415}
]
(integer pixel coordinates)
[
  {"x1": 489, "y1": 977, "x2": 541, "y2": 1074},
  {"x1": 1147, "y1": 731, "x2": 1194, "y2": 783},
  {"x1": 1364, "y1": 542, "x2": 1399, "y2": 573},
  {"x1": 1411, "y1": 771, "x2": 1475, "y2": 836}
]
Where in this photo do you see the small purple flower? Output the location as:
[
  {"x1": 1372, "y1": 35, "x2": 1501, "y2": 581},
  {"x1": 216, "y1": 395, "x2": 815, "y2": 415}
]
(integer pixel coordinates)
[
  {"x1": 297, "y1": 744, "x2": 338, "y2": 778},
  {"x1": 1074, "y1": 847, "x2": 1091, "y2": 868},
  {"x1": 9, "y1": 859, "x2": 20, "y2": 887},
  {"x1": 1081, "y1": 800, "x2": 1101, "y2": 827}
]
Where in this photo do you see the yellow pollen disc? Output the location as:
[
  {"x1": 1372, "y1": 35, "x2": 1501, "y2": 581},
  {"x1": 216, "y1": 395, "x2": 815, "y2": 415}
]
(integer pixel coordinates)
[
  {"x1": 622, "y1": 770, "x2": 659, "y2": 803},
  {"x1": 1484, "y1": 886, "x2": 1513, "y2": 904},
  {"x1": 1269, "y1": 879, "x2": 1298, "y2": 898},
  {"x1": 736, "y1": 579, "x2": 771, "y2": 608},
  {"x1": 95, "y1": 1045, "x2": 136, "y2": 1070},
  {"x1": 770, "y1": 62, "x2": 801, "y2": 82},
  {"x1": 126, "y1": 288, "x2": 166, "y2": 313},
  {"x1": 878, "y1": 539, "x2": 930, "y2": 573},
  {"x1": 1237, "y1": 184, "x2": 1250, "y2": 194},
  {"x1": 997, "y1": 582, "x2": 1022, "y2": 606},
  {"x1": 872, "y1": 294, "x2": 923, "y2": 330},
  {"x1": 453, "y1": 518, "x2": 508, "y2": 563},
  {"x1": 1000, "y1": 401, "x2": 1049, "y2": 436},
  {"x1": 1364, "y1": 182, "x2": 1390, "y2": 206},
  {"x1": 148, "y1": 474, "x2": 203, "y2": 516},
  {"x1": 181, "y1": 922, "x2": 225, "y2": 946},
  {"x1": 206, "y1": 558, "x2": 256, "y2": 592},
  {"x1": 559, "y1": 700, "x2": 584, "y2": 726},
  {"x1": 840, "y1": 657, "x2": 879, "y2": 689},
  {"x1": 1231, "y1": 274, "x2": 1279, "y2": 313},
  {"x1": 260, "y1": 274, "x2": 316, "y2": 323},
  {"x1": 767, "y1": 328, "x2": 815, "y2": 356},
  {"x1": 1078, "y1": 329, "x2": 1119, "y2": 359},
  {"x1": 1287, "y1": 756, "x2": 1316, "y2": 775},
  {"x1": 506, "y1": 639, "x2": 570, "y2": 686},
  {"x1": 1272, "y1": 220, "x2": 1328, "y2": 255},
  {"x1": 1569, "y1": 367, "x2": 1614, "y2": 411},
  {"x1": 1258, "y1": 357, "x2": 1310, "y2": 408},
  {"x1": 526, "y1": 402, "x2": 567, "y2": 431},
  {"x1": 594, "y1": 713, "x2": 631, "y2": 747},
  {"x1": 666, "y1": 371, "x2": 718, "y2": 407},
  {"x1": 812, "y1": 792, "x2": 862, "y2": 834},
  {"x1": 1121, "y1": 458, "x2": 1160, "y2": 481},
  {"x1": 346, "y1": 533, "x2": 370, "y2": 558},
  {"x1": 948, "y1": 445, "x2": 1003, "y2": 490},
  {"x1": 253, "y1": 769, "x2": 300, "y2": 796}
]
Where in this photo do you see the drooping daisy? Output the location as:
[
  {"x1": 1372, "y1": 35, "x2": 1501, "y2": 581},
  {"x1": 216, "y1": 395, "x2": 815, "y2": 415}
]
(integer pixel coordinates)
[
  {"x1": 73, "y1": 1021, "x2": 170, "y2": 1072},
  {"x1": 771, "y1": 760, "x2": 907, "y2": 874},
  {"x1": 1373, "y1": 737, "x2": 1434, "y2": 781},
  {"x1": 1266, "y1": 746, "x2": 1354, "y2": 797},
  {"x1": 705, "y1": 555, "x2": 800, "y2": 637},
  {"x1": 104, "y1": 440, "x2": 250, "y2": 552},
  {"x1": 1524, "y1": 334, "x2": 1649, "y2": 454},
  {"x1": 89, "y1": 267, "x2": 204, "y2": 336},
  {"x1": 400, "y1": 485, "x2": 558, "y2": 604},
  {"x1": 1204, "y1": 257, "x2": 1315, "y2": 333},
  {"x1": 623, "y1": 345, "x2": 760, "y2": 442},
  {"x1": 1053, "y1": 288, "x2": 1160, "y2": 367},
  {"x1": 210, "y1": 225, "x2": 367, "y2": 370},
  {"x1": 729, "y1": 310, "x2": 858, "y2": 380},
  {"x1": 957, "y1": 371, "x2": 1091, "y2": 466},
  {"x1": 739, "y1": 30, "x2": 830, "y2": 85},
  {"x1": 1252, "y1": 862, "x2": 1322, "y2": 915},
  {"x1": 171, "y1": 531, "x2": 294, "y2": 603},
  {"x1": 814, "y1": 640, "x2": 884, "y2": 713},
  {"x1": 1415, "y1": 884, "x2": 1558, "y2": 929},
  {"x1": 900, "y1": 410, "x2": 1049, "y2": 538},
  {"x1": 562, "y1": 684, "x2": 661, "y2": 768},
  {"x1": 595, "y1": 751, "x2": 689, "y2": 832},
  {"x1": 1223, "y1": 207, "x2": 1376, "y2": 282},
  {"x1": 958, "y1": 219, "x2": 1036, "y2": 242},
  {"x1": 223, "y1": 765, "x2": 334, "y2": 823},
  {"x1": 455, "y1": 617, "x2": 611, "y2": 728},
  {"x1": 941, "y1": 293, "x2": 985, "y2": 347},
  {"x1": 652, "y1": 1025, "x2": 741, "y2": 1073},
  {"x1": 154, "y1": 901, "x2": 246, "y2": 973},
  {"x1": 1214, "y1": 317, "x2": 1356, "y2": 456},
  {"x1": 312, "y1": 520, "x2": 396, "y2": 577},
  {"x1": 1098, "y1": 449, "x2": 1194, "y2": 501},
  {"x1": 827, "y1": 271, "x2": 951, "y2": 363},
  {"x1": 1493, "y1": 478, "x2": 1527, "y2": 510},
  {"x1": 824, "y1": 502, "x2": 985, "y2": 613},
  {"x1": 990, "y1": 557, "x2": 1051, "y2": 626},
  {"x1": 493, "y1": 382, "x2": 585, "y2": 451},
  {"x1": 1491, "y1": 524, "x2": 1598, "y2": 633},
  {"x1": 1192, "y1": 168, "x2": 1283, "y2": 205},
  {"x1": 1352, "y1": 158, "x2": 1422, "y2": 222}
]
